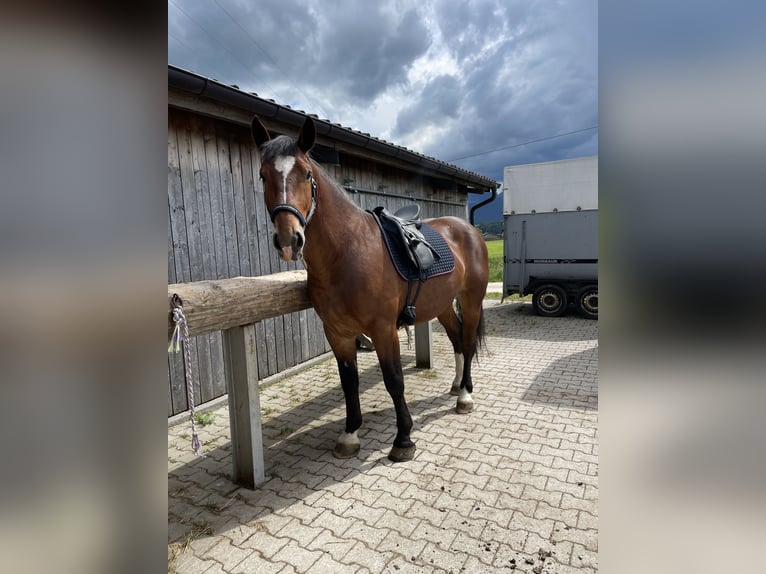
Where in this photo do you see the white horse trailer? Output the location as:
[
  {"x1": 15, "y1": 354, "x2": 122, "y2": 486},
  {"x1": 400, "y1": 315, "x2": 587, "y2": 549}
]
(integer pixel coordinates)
[{"x1": 503, "y1": 156, "x2": 598, "y2": 318}]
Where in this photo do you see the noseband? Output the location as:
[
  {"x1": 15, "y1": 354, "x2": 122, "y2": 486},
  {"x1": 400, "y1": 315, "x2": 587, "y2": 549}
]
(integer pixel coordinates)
[{"x1": 269, "y1": 173, "x2": 317, "y2": 228}]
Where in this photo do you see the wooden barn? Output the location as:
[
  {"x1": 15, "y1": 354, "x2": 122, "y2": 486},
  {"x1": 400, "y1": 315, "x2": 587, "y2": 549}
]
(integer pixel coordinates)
[{"x1": 167, "y1": 65, "x2": 498, "y2": 418}]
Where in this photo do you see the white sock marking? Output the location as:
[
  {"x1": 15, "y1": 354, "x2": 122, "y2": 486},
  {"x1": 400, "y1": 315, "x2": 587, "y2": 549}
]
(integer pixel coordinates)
[
  {"x1": 452, "y1": 353, "x2": 464, "y2": 389},
  {"x1": 337, "y1": 430, "x2": 359, "y2": 447}
]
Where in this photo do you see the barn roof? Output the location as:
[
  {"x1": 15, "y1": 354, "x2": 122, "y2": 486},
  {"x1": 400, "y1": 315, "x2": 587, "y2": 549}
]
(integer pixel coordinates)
[{"x1": 168, "y1": 65, "x2": 498, "y2": 194}]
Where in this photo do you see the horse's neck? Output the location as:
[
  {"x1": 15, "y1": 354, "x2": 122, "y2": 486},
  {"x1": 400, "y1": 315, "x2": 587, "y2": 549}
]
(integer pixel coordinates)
[{"x1": 303, "y1": 168, "x2": 368, "y2": 273}]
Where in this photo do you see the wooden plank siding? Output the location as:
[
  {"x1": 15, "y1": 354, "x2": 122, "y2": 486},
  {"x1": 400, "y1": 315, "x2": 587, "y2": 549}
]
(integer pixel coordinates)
[{"x1": 167, "y1": 107, "x2": 469, "y2": 417}]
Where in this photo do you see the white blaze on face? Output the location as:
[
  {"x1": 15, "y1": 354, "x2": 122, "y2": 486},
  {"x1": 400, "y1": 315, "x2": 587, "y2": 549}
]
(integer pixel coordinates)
[{"x1": 274, "y1": 155, "x2": 296, "y2": 204}]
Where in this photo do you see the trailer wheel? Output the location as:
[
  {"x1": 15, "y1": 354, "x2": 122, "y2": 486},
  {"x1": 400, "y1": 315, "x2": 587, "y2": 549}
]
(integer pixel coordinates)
[
  {"x1": 532, "y1": 284, "x2": 568, "y2": 317},
  {"x1": 575, "y1": 285, "x2": 598, "y2": 319}
]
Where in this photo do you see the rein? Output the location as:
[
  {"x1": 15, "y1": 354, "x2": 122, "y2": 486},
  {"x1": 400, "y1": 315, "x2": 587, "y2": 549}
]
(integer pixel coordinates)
[{"x1": 269, "y1": 173, "x2": 317, "y2": 228}]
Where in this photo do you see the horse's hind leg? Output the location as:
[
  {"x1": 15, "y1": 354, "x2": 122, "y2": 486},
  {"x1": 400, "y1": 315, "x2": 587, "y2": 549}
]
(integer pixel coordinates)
[
  {"x1": 454, "y1": 296, "x2": 485, "y2": 414},
  {"x1": 455, "y1": 290, "x2": 486, "y2": 414},
  {"x1": 326, "y1": 333, "x2": 363, "y2": 459},
  {"x1": 437, "y1": 305, "x2": 464, "y2": 396}
]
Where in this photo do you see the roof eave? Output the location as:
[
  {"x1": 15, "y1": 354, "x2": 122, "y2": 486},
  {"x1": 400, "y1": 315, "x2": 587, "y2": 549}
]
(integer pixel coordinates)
[{"x1": 168, "y1": 65, "x2": 498, "y2": 193}]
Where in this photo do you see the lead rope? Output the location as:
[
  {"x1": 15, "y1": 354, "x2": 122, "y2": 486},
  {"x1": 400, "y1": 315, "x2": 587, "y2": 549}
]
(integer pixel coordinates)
[{"x1": 169, "y1": 303, "x2": 204, "y2": 457}]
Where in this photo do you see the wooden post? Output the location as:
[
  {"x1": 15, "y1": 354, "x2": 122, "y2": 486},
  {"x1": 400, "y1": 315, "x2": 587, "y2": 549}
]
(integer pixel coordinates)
[
  {"x1": 222, "y1": 324, "x2": 265, "y2": 488},
  {"x1": 414, "y1": 320, "x2": 433, "y2": 369}
]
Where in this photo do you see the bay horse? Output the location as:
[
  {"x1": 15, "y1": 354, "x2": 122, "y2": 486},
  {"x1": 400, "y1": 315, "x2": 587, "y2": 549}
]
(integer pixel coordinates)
[{"x1": 251, "y1": 116, "x2": 489, "y2": 462}]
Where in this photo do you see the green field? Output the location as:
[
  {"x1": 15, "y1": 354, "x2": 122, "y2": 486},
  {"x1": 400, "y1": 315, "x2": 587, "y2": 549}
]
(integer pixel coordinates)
[{"x1": 486, "y1": 239, "x2": 504, "y2": 282}]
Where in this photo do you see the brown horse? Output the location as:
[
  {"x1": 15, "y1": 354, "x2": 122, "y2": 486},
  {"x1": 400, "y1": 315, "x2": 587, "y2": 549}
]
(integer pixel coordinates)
[{"x1": 251, "y1": 116, "x2": 489, "y2": 462}]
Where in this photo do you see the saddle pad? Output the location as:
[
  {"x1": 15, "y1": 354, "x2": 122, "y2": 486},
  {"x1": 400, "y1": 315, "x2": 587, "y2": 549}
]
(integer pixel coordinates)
[{"x1": 373, "y1": 217, "x2": 455, "y2": 281}]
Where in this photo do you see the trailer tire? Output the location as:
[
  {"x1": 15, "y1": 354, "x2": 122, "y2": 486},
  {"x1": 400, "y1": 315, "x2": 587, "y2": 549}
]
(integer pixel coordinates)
[
  {"x1": 575, "y1": 285, "x2": 598, "y2": 320},
  {"x1": 532, "y1": 284, "x2": 568, "y2": 317}
]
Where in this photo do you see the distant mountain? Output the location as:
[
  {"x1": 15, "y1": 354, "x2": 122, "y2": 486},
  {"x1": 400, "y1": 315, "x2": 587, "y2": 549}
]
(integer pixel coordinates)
[{"x1": 468, "y1": 190, "x2": 504, "y2": 224}]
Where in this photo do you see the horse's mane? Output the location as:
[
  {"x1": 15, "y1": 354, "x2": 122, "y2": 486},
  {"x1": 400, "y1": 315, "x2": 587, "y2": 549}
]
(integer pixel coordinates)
[{"x1": 312, "y1": 160, "x2": 360, "y2": 210}]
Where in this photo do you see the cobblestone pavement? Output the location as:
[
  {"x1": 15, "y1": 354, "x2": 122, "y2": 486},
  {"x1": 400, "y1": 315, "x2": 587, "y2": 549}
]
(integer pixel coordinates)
[{"x1": 168, "y1": 300, "x2": 598, "y2": 573}]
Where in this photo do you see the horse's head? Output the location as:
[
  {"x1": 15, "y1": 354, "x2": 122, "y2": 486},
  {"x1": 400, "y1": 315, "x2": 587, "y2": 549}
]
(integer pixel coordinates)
[{"x1": 252, "y1": 116, "x2": 317, "y2": 261}]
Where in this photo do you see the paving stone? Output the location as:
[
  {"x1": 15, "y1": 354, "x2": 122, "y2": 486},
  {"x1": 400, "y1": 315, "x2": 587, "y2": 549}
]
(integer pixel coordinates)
[
  {"x1": 275, "y1": 501, "x2": 324, "y2": 525},
  {"x1": 230, "y1": 552, "x2": 285, "y2": 574},
  {"x1": 479, "y1": 523, "x2": 529, "y2": 554},
  {"x1": 417, "y1": 541, "x2": 467, "y2": 571},
  {"x1": 374, "y1": 508, "x2": 421, "y2": 538},
  {"x1": 198, "y1": 538, "x2": 253, "y2": 572},
  {"x1": 342, "y1": 501, "x2": 387, "y2": 527},
  {"x1": 309, "y1": 509, "x2": 356, "y2": 538},
  {"x1": 305, "y1": 553, "x2": 360, "y2": 574},
  {"x1": 534, "y1": 500, "x2": 580, "y2": 528},
  {"x1": 169, "y1": 550, "x2": 219, "y2": 574},
  {"x1": 305, "y1": 528, "x2": 356, "y2": 562},
  {"x1": 571, "y1": 542, "x2": 599, "y2": 569},
  {"x1": 168, "y1": 301, "x2": 599, "y2": 573},
  {"x1": 239, "y1": 529, "x2": 289, "y2": 559},
  {"x1": 560, "y1": 492, "x2": 598, "y2": 515},
  {"x1": 270, "y1": 539, "x2": 324, "y2": 573},
  {"x1": 577, "y1": 510, "x2": 598, "y2": 530},
  {"x1": 551, "y1": 523, "x2": 598, "y2": 552},
  {"x1": 342, "y1": 540, "x2": 390, "y2": 574}
]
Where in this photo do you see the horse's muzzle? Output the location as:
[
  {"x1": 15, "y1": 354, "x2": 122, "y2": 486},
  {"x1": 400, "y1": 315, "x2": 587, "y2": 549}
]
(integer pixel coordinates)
[{"x1": 273, "y1": 229, "x2": 305, "y2": 261}]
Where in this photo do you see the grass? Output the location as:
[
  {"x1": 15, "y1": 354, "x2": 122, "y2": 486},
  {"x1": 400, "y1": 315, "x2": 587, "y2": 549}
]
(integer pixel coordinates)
[
  {"x1": 484, "y1": 292, "x2": 532, "y2": 301},
  {"x1": 485, "y1": 239, "x2": 503, "y2": 283},
  {"x1": 168, "y1": 520, "x2": 213, "y2": 573},
  {"x1": 193, "y1": 411, "x2": 215, "y2": 427}
]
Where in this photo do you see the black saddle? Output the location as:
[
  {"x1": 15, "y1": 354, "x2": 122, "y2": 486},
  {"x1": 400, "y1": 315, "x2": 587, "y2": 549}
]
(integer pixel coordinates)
[
  {"x1": 371, "y1": 205, "x2": 440, "y2": 277},
  {"x1": 369, "y1": 205, "x2": 455, "y2": 327}
]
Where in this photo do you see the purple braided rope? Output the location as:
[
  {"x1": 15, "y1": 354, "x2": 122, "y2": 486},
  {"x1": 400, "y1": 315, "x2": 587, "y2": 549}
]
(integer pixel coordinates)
[{"x1": 171, "y1": 306, "x2": 203, "y2": 457}]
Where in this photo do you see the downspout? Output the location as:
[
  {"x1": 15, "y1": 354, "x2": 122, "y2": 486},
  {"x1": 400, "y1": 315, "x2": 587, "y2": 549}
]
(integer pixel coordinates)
[{"x1": 469, "y1": 187, "x2": 498, "y2": 226}]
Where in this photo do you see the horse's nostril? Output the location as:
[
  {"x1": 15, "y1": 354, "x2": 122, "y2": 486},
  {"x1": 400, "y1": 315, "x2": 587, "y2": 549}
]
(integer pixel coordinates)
[
  {"x1": 272, "y1": 233, "x2": 281, "y2": 250},
  {"x1": 295, "y1": 232, "x2": 304, "y2": 249}
]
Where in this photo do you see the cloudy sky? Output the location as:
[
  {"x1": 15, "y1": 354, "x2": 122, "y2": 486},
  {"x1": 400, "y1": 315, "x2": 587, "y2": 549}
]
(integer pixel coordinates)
[{"x1": 168, "y1": 0, "x2": 597, "y2": 184}]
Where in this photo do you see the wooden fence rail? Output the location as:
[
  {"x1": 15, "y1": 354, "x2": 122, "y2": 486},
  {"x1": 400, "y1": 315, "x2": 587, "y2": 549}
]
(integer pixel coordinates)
[
  {"x1": 168, "y1": 270, "x2": 432, "y2": 488},
  {"x1": 167, "y1": 270, "x2": 312, "y2": 338}
]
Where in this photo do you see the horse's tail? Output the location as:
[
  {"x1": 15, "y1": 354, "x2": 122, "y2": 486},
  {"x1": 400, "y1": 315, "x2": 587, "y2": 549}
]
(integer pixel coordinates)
[
  {"x1": 455, "y1": 298, "x2": 486, "y2": 360},
  {"x1": 476, "y1": 307, "x2": 486, "y2": 355}
]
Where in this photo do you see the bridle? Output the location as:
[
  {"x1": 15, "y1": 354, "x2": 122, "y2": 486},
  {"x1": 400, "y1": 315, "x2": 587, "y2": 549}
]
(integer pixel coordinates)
[{"x1": 268, "y1": 171, "x2": 317, "y2": 228}]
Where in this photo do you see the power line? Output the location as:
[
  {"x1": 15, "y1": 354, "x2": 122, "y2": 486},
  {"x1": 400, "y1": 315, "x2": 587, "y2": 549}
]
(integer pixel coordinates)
[
  {"x1": 168, "y1": 31, "x2": 194, "y2": 55},
  {"x1": 446, "y1": 125, "x2": 598, "y2": 162},
  {"x1": 168, "y1": 0, "x2": 287, "y2": 103},
  {"x1": 212, "y1": 0, "x2": 330, "y2": 119}
]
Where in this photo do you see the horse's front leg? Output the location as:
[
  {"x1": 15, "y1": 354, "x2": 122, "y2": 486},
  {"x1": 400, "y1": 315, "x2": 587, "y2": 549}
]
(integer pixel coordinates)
[
  {"x1": 327, "y1": 334, "x2": 363, "y2": 459},
  {"x1": 372, "y1": 326, "x2": 415, "y2": 462}
]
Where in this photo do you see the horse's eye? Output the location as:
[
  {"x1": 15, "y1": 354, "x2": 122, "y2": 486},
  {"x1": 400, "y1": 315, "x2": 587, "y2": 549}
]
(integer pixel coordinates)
[{"x1": 305, "y1": 170, "x2": 312, "y2": 181}]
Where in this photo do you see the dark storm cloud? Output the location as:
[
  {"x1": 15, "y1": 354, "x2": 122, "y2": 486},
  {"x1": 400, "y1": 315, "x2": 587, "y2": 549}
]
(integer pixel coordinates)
[
  {"x1": 418, "y1": 0, "x2": 598, "y2": 181},
  {"x1": 168, "y1": 0, "x2": 321, "y2": 105},
  {"x1": 433, "y1": 0, "x2": 532, "y2": 64},
  {"x1": 393, "y1": 74, "x2": 461, "y2": 136},
  {"x1": 313, "y1": 5, "x2": 431, "y2": 102},
  {"x1": 169, "y1": 0, "x2": 597, "y2": 183},
  {"x1": 170, "y1": 0, "x2": 430, "y2": 106}
]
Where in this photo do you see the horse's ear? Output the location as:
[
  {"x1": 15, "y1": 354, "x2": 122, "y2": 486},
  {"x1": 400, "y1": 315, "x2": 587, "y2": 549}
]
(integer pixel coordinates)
[
  {"x1": 251, "y1": 116, "x2": 271, "y2": 147},
  {"x1": 297, "y1": 116, "x2": 316, "y2": 153}
]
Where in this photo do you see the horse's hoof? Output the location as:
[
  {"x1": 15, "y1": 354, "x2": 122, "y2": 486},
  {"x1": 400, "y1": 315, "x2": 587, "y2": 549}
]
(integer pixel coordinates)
[
  {"x1": 332, "y1": 442, "x2": 360, "y2": 459},
  {"x1": 456, "y1": 400, "x2": 475, "y2": 414},
  {"x1": 333, "y1": 431, "x2": 360, "y2": 459},
  {"x1": 449, "y1": 385, "x2": 461, "y2": 396},
  {"x1": 456, "y1": 388, "x2": 474, "y2": 414},
  {"x1": 388, "y1": 444, "x2": 416, "y2": 462}
]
